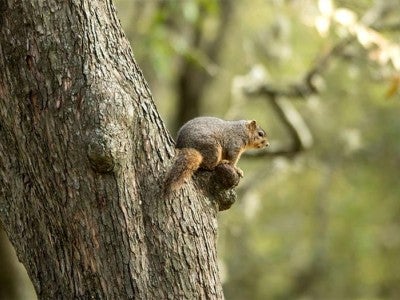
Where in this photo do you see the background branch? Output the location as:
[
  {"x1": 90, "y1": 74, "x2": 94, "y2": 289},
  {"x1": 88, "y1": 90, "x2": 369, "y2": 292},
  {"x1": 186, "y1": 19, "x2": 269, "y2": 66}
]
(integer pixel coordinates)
[
  {"x1": 240, "y1": 0, "x2": 397, "y2": 158},
  {"x1": 244, "y1": 37, "x2": 354, "y2": 100}
]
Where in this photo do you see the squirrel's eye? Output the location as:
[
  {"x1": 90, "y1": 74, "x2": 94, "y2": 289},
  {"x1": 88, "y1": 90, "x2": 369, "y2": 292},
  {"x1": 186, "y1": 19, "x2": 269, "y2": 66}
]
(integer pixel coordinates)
[{"x1": 258, "y1": 130, "x2": 265, "y2": 137}]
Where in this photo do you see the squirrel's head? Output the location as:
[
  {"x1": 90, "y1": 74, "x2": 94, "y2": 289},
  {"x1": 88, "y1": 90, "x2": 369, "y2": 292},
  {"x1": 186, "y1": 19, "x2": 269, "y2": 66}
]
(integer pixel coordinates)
[{"x1": 246, "y1": 120, "x2": 270, "y2": 149}]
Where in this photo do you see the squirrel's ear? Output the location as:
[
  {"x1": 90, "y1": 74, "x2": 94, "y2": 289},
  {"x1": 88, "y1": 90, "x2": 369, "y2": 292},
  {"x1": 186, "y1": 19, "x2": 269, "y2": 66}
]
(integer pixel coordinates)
[{"x1": 247, "y1": 120, "x2": 257, "y2": 130}]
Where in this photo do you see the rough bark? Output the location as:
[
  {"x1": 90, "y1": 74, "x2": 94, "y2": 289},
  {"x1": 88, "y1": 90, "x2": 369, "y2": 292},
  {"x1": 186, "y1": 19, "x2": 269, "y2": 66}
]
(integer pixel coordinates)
[{"x1": 0, "y1": 1, "x2": 228, "y2": 299}]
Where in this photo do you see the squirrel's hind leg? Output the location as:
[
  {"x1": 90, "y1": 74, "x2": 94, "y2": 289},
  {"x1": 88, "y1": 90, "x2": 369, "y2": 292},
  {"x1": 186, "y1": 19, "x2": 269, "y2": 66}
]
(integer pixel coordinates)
[{"x1": 199, "y1": 144, "x2": 223, "y2": 170}]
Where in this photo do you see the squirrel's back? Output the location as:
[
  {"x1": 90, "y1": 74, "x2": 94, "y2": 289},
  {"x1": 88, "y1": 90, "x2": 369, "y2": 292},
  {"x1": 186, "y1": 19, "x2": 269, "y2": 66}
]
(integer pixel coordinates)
[{"x1": 176, "y1": 117, "x2": 247, "y2": 149}]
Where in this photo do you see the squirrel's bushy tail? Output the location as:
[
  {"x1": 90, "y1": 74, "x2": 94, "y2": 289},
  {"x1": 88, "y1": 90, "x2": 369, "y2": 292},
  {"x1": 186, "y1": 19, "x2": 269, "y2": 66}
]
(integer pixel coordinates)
[{"x1": 165, "y1": 148, "x2": 203, "y2": 193}]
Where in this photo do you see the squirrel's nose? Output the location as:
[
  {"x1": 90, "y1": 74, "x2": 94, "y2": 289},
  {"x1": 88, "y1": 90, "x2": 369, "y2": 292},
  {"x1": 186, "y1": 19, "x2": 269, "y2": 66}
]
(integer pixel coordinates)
[{"x1": 265, "y1": 141, "x2": 270, "y2": 147}]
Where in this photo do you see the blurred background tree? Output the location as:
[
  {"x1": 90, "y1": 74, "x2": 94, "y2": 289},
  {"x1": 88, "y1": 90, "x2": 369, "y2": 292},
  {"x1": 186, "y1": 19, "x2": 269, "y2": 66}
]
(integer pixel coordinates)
[{"x1": 1, "y1": 0, "x2": 400, "y2": 298}]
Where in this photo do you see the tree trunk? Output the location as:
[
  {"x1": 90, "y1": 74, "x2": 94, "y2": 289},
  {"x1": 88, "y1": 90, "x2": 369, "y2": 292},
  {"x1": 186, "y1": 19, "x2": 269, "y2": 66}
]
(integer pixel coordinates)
[
  {"x1": 175, "y1": 0, "x2": 233, "y2": 128},
  {"x1": 0, "y1": 1, "x2": 230, "y2": 298}
]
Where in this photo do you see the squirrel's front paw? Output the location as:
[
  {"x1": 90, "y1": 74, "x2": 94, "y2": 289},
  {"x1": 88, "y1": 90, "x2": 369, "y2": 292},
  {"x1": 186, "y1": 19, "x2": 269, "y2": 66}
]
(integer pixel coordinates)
[
  {"x1": 235, "y1": 167, "x2": 244, "y2": 178},
  {"x1": 218, "y1": 161, "x2": 243, "y2": 177}
]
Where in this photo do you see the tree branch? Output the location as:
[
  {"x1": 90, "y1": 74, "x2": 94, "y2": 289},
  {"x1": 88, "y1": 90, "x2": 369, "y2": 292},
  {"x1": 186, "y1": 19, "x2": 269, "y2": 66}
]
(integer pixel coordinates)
[
  {"x1": 241, "y1": 0, "x2": 397, "y2": 158},
  {"x1": 175, "y1": 1, "x2": 235, "y2": 128},
  {"x1": 242, "y1": 37, "x2": 353, "y2": 157},
  {"x1": 244, "y1": 37, "x2": 354, "y2": 100},
  {"x1": 246, "y1": 95, "x2": 313, "y2": 158}
]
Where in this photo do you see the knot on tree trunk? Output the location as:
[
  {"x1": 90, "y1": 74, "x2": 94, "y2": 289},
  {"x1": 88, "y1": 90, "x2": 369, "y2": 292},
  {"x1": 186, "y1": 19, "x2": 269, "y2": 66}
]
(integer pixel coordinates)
[
  {"x1": 86, "y1": 124, "x2": 129, "y2": 173},
  {"x1": 87, "y1": 134, "x2": 115, "y2": 173},
  {"x1": 195, "y1": 163, "x2": 239, "y2": 211}
]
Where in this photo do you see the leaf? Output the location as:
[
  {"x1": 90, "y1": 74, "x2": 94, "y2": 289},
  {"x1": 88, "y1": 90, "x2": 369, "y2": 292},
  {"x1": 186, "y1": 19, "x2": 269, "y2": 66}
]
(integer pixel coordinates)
[
  {"x1": 315, "y1": 16, "x2": 330, "y2": 36},
  {"x1": 318, "y1": 0, "x2": 334, "y2": 17},
  {"x1": 385, "y1": 75, "x2": 400, "y2": 100},
  {"x1": 334, "y1": 8, "x2": 357, "y2": 26},
  {"x1": 183, "y1": 1, "x2": 199, "y2": 23}
]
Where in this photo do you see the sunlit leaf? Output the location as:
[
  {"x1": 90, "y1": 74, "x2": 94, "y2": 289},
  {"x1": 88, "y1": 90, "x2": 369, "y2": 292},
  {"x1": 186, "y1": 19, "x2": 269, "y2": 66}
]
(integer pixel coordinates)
[
  {"x1": 318, "y1": 0, "x2": 334, "y2": 17},
  {"x1": 389, "y1": 45, "x2": 400, "y2": 70},
  {"x1": 315, "y1": 16, "x2": 330, "y2": 36},
  {"x1": 356, "y1": 25, "x2": 375, "y2": 47},
  {"x1": 334, "y1": 8, "x2": 357, "y2": 26}
]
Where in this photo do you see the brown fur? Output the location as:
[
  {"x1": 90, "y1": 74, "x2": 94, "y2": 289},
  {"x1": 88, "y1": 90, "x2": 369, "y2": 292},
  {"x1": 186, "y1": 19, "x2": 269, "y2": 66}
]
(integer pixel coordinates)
[
  {"x1": 165, "y1": 117, "x2": 269, "y2": 192},
  {"x1": 165, "y1": 148, "x2": 203, "y2": 192}
]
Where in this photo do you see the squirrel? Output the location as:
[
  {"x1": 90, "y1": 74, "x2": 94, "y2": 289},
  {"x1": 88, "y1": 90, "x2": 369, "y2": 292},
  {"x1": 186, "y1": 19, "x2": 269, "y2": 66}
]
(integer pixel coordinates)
[{"x1": 165, "y1": 116, "x2": 269, "y2": 192}]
